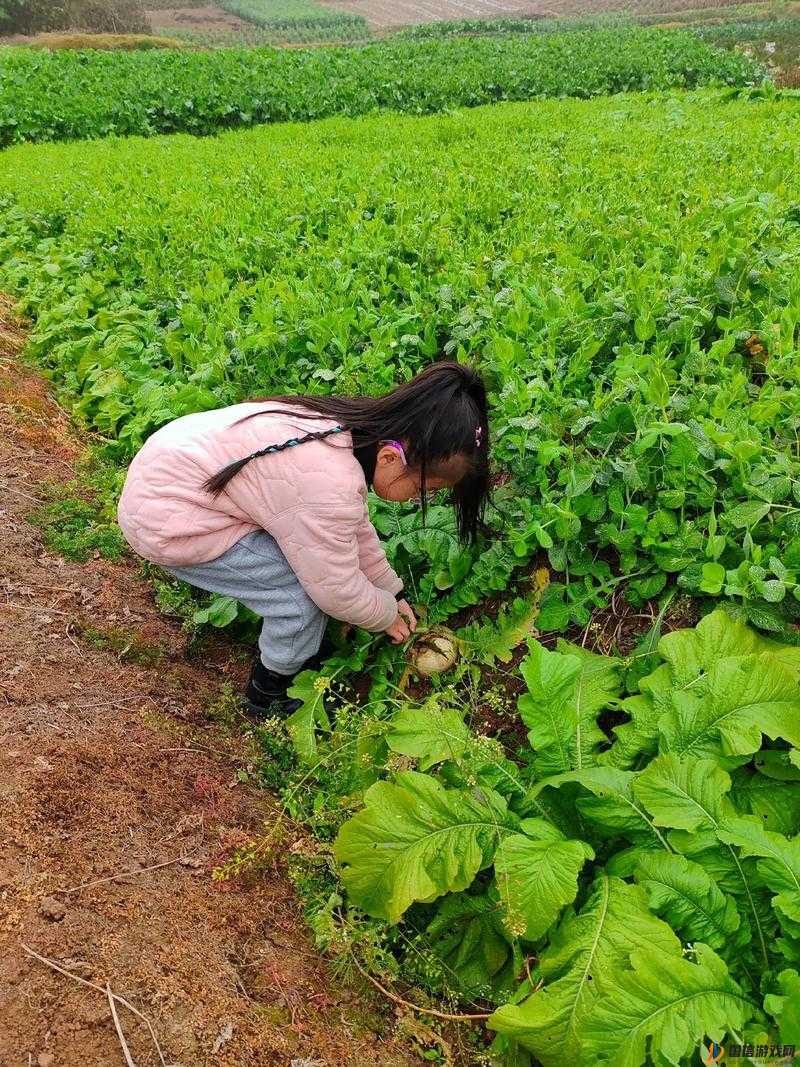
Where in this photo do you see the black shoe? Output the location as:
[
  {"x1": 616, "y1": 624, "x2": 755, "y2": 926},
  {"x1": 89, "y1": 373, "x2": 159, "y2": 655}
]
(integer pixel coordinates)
[{"x1": 243, "y1": 658, "x2": 302, "y2": 719}]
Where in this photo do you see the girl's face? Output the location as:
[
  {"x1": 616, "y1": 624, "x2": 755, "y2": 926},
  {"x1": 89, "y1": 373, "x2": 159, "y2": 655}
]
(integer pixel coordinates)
[{"x1": 372, "y1": 444, "x2": 467, "y2": 503}]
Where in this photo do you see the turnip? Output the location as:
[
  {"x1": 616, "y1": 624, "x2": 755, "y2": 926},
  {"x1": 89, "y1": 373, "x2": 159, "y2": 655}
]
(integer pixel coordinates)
[{"x1": 408, "y1": 628, "x2": 458, "y2": 676}]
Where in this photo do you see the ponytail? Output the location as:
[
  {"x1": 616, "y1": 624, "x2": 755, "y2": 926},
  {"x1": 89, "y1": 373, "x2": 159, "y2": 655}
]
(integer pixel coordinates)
[{"x1": 203, "y1": 426, "x2": 345, "y2": 495}]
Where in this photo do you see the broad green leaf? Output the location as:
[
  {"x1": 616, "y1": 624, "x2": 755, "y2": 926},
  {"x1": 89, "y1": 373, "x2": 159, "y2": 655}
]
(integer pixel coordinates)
[
  {"x1": 519, "y1": 640, "x2": 621, "y2": 776},
  {"x1": 634, "y1": 852, "x2": 741, "y2": 950},
  {"x1": 603, "y1": 662, "x2": 672, "y2": 768},
  {"x1": 386, "y1": 699, "x2": 469, "y2": 770},
  {"x1": 494, "y1": 824, "x2": 594, "y2": 942},
  {"x1": 658, "y1": 609, "x2": 800, "y2": 687},
  {"x1": 192, "y1": 593, "x2": 239, "y2": 628},
  {"x1": 659, "y1": 653, "x2": 800, "y2": 759},
  {"x1": 764, "y1": 969, "x2": 800, "y2": 1044},
  {"x1": 754, "y1": 749, "x2": 800, "y2": 781},
  {"x1": 420, "y1": 891, "x2": 513, "y2": 1000},
  {"x1": 602, "y1": 691, "x2": 660, "y2": 769},
  {"x1": 583, "y1": 943, "x2": 755, "y2": 1067},
  {"x1": 717, "y1": 816, "x2": 800, "y2": 922},
  {"x1": 489, "y1": 876, "x2": 681, "y2": 1067},
  {"x1": 334, "y1": 771, "x2": 516, "y2": 923},
  {"x1": 732, "y1": 768, "x2": 800, "y2": 836},
  {"x1": 535, "y1": 766, "x2": 672, "y2": 848},
  {"x1": 632, "y1": 754, "x2": 733, "y2": 832}
]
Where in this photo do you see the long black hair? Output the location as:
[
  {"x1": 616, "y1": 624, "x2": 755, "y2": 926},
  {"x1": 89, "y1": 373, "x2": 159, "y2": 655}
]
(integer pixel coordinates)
[{"x1": 204, "y1": 361, "x2": 490, "y2": 544}]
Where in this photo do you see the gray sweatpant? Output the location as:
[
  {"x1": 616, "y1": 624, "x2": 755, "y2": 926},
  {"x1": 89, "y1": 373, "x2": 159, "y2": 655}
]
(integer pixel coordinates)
[{"x1": 165, "y1": 531, "x2": 327, "y2": 675}]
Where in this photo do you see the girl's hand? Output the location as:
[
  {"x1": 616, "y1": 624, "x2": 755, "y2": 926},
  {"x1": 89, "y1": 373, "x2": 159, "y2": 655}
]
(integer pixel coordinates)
[
  {"x1": 384, "y1": 612, "x2": 412, "y2": 644},
  {"x1": 396, "y1": 598, "x2": 418, "y2": 633}
]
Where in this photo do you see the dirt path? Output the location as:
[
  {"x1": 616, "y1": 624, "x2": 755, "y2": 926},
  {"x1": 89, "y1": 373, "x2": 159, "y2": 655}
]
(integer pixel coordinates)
[
  {"x1": 0, "y1": 299, "x2": 414, "y2": 1066},
  {"x1": 146, "y1": 5, "x2": 254, "y2": 37}
]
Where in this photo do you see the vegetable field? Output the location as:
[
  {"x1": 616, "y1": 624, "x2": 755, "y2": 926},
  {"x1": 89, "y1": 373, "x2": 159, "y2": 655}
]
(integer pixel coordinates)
[
  {"x1": 0, "y1": 29, "x2": 762, "y2": 146},
  {"x1": 3, "y1": 30, "x2": 800, "y2": 1065},
  {"x1": 321, "y1": 0, "x2": 764, "y2": 28},
  {"x1": 217, "y1": 0, "x2": 370, "y2": 41}
]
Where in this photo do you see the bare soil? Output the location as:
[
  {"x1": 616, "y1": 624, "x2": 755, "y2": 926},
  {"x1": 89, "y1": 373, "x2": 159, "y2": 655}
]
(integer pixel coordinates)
[
  {"x1": 146, "y1": 5, "x2": 253, "y2": 34},
  {"x1": 0, "y1": 297, "x2": 414, "y2": 1066},
  {"x1": 320, "y1": 0, "x2": 764, "y2": 29}
]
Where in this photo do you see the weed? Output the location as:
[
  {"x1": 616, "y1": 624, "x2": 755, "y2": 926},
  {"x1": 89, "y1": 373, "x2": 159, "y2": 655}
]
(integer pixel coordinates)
[{"x1": 79, "y1": 623, "x2": 165, "y2": 664}]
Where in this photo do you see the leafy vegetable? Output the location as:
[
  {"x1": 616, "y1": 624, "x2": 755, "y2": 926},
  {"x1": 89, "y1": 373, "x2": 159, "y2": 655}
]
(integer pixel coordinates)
[
  {"x1": 334, "y1": 771, "x2": 516, "y2": 923},
  {"x1": 0, "y1": 30, "x2": 761, "y2": 147}
]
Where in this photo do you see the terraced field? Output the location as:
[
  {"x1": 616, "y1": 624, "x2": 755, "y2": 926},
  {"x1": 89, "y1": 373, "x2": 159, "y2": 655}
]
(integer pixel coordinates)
[{"x1": 321, "y1": 0, "x2": 767, "y2": 28}]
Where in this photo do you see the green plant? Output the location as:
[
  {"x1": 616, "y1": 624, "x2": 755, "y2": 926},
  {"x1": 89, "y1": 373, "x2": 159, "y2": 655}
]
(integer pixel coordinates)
[
  {"x1": 218, "y1": 0, "x2": 369, "y2": 42},
  {"x1": 3, "y1": 88, "x2": 800, "y2": 645},
  {"x1": 332, "y1": 610, "x2": 800, "y2": 1063},
  {"x1": 0, "y1": 29, "x2": 763, "y2": 147},
  {"x1": 30, "y1": 453, "x2": 127, "y2": 561}
]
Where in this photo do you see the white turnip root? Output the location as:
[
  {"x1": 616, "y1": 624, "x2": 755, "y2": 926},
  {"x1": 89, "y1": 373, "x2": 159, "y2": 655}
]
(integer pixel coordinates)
[{"x1": 408, "y1": 628, "x2": 458, "y2": 676}]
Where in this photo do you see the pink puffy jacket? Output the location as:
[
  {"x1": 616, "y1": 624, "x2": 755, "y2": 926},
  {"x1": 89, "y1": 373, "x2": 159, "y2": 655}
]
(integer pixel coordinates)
[{"x1": 117, "y1": 403, "x2": 403, "y2": 632}]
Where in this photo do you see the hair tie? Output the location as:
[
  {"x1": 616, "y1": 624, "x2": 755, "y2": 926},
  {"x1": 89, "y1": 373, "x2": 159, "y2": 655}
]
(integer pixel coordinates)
[{"x1": 475, "y1": 425, "x2": 484, "y2": 448}]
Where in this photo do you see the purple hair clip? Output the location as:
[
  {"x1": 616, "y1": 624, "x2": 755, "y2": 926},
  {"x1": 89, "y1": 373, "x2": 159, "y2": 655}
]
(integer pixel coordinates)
[
  {"x1": 382, "y1": 439, "x2": 408, "y2": 466},
  {"x1": 475, "y1": 425, "x2": 484, "y2": 449}
]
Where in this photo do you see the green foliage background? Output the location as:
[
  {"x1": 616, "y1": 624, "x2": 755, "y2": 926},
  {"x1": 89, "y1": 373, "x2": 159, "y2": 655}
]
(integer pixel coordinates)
[
  {"x1": 2, "y1": 92, "x2": 800, "y2": 633},
  {"x1": 0, "y1": 29, "x2": 762, "y2": 146}
]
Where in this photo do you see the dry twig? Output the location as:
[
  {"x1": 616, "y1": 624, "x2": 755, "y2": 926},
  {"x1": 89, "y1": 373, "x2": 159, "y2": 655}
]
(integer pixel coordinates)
[
  {"x1": 349, "y1": 953, "x2": 491, "y2": 1022},
  {"x1": 57, "y1": 856, "x2": 186, "y2": 895},
  {"x1": 21, "y1": 943, "x2": 168, "y2": 1066},
  {"x1": 107, "y1": 982, "x2": 136, "y2": 1067}
]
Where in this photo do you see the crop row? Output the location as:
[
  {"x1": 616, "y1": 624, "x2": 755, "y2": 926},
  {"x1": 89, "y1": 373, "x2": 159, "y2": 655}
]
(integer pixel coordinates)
[
  {"x1": 217, "y1": 0, "x2": 370, "y2": 39},
  {"x1": 0, "y1": 29, "x2": 763, "y2": 147}
]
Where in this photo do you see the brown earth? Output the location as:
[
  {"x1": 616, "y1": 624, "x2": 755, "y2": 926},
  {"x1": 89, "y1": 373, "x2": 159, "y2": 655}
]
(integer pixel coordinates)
[
  {"x1": 0, "y1": 31, "x2": 186, "y2": 48},
  {"x1": 320, "y1": 0, "x2": 766, "y2": 28},
  {"x1": 0, "y1": 297, "x2": 417, "y2": 1067},
  {"x1": 146, "y1": 5, "x2": 254, "y2": 35}
]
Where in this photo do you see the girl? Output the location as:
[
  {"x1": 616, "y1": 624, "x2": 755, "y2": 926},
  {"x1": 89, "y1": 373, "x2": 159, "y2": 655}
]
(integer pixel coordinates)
[{"x1": 118, "y1": 362, "x2": 490, "y2": 717}]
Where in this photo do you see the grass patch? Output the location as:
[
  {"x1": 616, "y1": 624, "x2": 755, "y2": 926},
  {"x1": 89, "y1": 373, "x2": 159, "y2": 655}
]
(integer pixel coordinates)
[
  {"x1": 30, "y1": 451, "x2": 126, "y2": 562},
  {"x1": 28, "y1": 32, "x2": 187, "y2": 49},
  {"x1": 79, "y1": 622, "x2": 166, "y2": 664}
]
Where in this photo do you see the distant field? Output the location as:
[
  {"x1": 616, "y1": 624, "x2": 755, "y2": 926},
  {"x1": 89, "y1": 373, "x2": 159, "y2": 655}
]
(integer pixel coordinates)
[{"x1": 319, "y1": 0, "x2": 767, "y2": 29}]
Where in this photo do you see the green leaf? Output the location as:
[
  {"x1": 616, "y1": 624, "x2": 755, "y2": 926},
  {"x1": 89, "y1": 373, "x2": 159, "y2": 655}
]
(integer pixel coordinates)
[
  {"x1": 726, "y1": 501, "x2": 771, "y2": 528},
  {"x1": 192, "y1": 593, "x2": 239, "y2": 627},
  {"x1": 494, "y1": 823, "x2": 594, "y2": 942},
  {"x1": 603, "y1": 656, "x2": 678, "y2": 769},
  {"x1": 285, "y1": 670, "x2": 331, "y2": 763},
  {"x1": 764, "y1": 969, "x2": 800, "y2": 1044},
  {"x1": 632, "y1": 754, "x2": 733, "y2": 832},
  {"x1": 488, "y1": 876, "x2": 681, "y2": 1067},
  {"x1": 458, "y1": 590, "x2": 546, "y2": 667},
  {"x1": 657, "y1": 608, "x2": 767, "y2": 684},
  {"x1": 754, "y1": 749, "x2": 800, "y2": 782},
  {"x1": 386, "y1": 699, "x2": 469, "y2": 770},
  {"x1": 733, "y1": 769, "x2": 800, "y2": 836},
  {"x1": 334, "y1": 771, "x2": 516, "y2": 923},
  {"x1": 421, "y1": 892, "x2": 513, "y2": 1000},
  {"x1": 634, "y1": 852, "x2": 741, "y2": 950},
  {"x1": 717, "y1": 816, "x2": 800, "y2": 921},
  {"x1": 519, "y1": 640, "x2": 621, "y2": 776},
  {"x1": 535, "y1": 584, "x2": 572, "y2": 632},
  {"x1": 660, "y1": 652, "x2": 800, "y2": 759},
  {"x1": 700, "y1": 562, "x2": 726, "y2": 595},
  {"x1": 535, "y1": 766, "x2": 672, "y2": 849},
  {"x1": 583, "y1": 943, "x2": 755, "y2": 1067}
]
